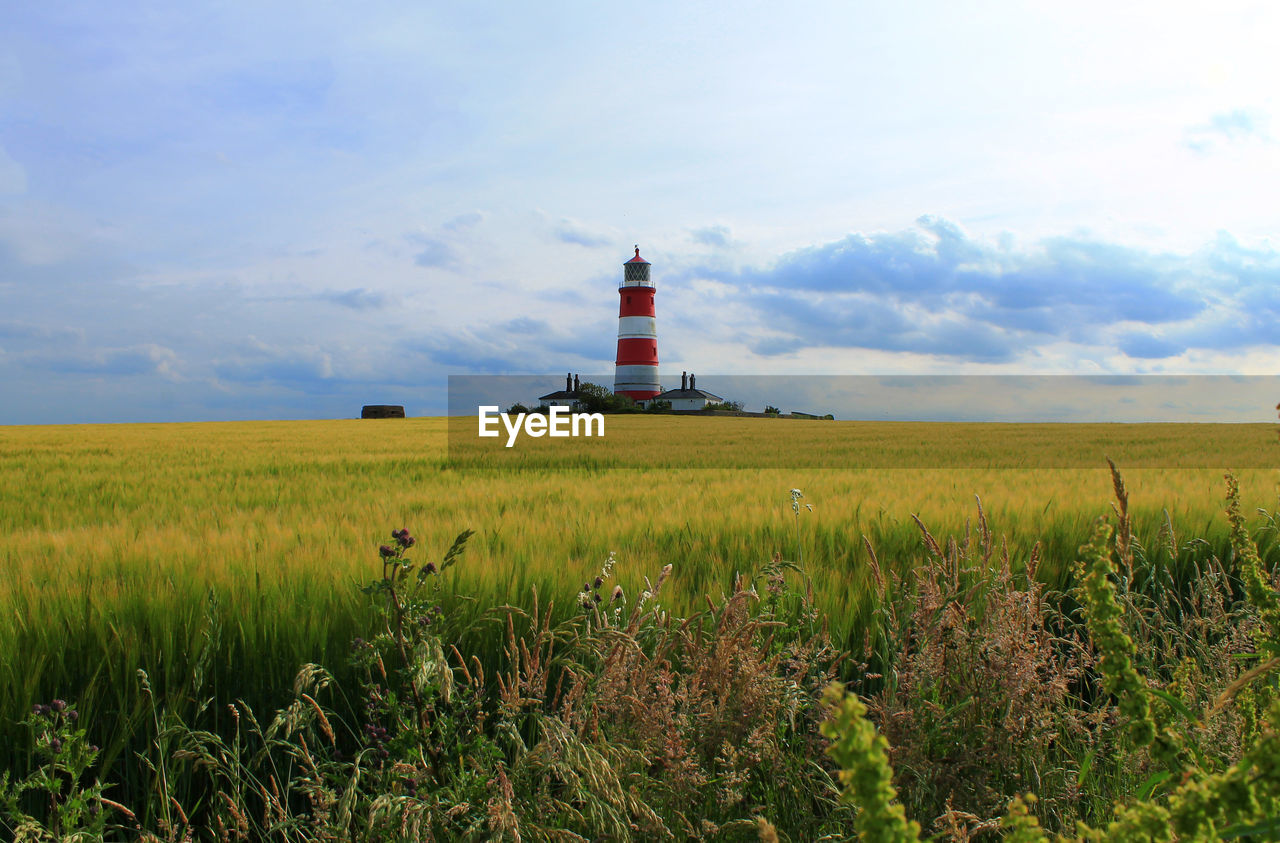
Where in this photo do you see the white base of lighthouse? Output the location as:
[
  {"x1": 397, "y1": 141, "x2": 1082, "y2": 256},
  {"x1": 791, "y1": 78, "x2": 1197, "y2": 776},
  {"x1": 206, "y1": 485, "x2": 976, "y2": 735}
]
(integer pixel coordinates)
[{"x1": 614, "y1": 364, "x2": 661, "y2": 398}]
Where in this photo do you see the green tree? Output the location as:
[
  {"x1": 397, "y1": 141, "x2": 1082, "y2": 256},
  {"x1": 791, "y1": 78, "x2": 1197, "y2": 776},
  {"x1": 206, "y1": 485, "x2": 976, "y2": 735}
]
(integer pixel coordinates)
[{"x1": 574, "y1": 382, "x2": 637, "y2": 414}]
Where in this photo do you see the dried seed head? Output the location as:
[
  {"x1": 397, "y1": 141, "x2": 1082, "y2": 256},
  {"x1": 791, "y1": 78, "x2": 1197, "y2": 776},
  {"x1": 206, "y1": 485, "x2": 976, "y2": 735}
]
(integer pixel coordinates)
[{"x1": 611, "y1": 584, "x2": 624, "y2": 603}]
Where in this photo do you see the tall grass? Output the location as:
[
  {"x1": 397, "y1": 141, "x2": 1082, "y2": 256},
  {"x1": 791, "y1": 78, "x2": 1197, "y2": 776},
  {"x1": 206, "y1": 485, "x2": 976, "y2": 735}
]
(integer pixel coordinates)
[{"x1": 0, "y1": 417, "x2": 1276, "y2": 806}]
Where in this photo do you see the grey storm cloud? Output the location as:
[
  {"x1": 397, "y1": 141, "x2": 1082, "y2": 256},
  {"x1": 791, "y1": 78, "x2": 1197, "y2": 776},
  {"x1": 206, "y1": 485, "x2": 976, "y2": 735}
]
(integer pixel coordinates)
[{"x1": 706, "y1": 217, "x2": 1278, "y2": 361}]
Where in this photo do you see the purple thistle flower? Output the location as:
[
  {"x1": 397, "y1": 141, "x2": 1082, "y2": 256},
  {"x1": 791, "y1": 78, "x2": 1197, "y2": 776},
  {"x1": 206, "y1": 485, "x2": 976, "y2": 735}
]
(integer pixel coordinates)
[
  {"x1": 593, "y1": 576, "x2": 603, "y2": 590},
  {"x1": 379, "y1": 544, "x2": 395, "y2": 559},
  {"x1": 424, "y1": 562, "x2": 437, "y2": 575},
  {"x1": 51, "y1": 699, "x2": 66, "y2": 712}
]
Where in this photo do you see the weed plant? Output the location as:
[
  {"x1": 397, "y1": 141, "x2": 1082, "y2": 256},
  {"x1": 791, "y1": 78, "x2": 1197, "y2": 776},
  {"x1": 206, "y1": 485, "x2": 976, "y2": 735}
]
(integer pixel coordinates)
[
  {"x1": 3, "y1": 520, "x2": 859, "y2": 840},
  {"x1": 824, "y1": 466, "x2": 1280, "y2": 840}
]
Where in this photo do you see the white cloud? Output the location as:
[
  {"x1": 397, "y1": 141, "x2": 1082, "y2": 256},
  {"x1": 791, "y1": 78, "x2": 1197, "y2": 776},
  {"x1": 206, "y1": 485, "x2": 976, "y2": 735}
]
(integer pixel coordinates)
[{"x1": 5, "y1": 4, "x2": 1280, "y2": 422}]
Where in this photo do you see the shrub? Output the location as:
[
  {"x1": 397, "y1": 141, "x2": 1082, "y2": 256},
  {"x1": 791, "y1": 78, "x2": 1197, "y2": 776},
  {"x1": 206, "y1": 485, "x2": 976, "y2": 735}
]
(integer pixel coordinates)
[{"x1": 574, "y1": 381, "x2": 637, "y2": 414}]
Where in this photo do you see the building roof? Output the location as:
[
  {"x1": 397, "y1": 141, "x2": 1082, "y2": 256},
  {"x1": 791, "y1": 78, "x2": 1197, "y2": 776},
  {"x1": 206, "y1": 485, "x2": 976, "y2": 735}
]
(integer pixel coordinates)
[
  {"x1": 653, "y1": 387, "x2": 723, "y2": 402},
  {"x1": 538, "y1": 390, "x2": 578, "y2": 401},
  {"x1": 624, "y1": 246, "x2": 650, "y2": 265}
]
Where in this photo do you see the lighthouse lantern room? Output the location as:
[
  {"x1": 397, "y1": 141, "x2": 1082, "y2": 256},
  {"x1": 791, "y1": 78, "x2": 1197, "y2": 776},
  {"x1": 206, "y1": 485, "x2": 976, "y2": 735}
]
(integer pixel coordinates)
[{"x1": 613, "y1": 246, "x2": 661, "y2": 402}]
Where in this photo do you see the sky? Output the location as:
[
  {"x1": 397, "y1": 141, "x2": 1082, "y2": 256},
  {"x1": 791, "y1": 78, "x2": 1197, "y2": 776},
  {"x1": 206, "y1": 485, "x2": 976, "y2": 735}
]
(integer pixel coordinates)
[{"x1": 2, "y1": 1, "x2": 1279, "y2": 423}]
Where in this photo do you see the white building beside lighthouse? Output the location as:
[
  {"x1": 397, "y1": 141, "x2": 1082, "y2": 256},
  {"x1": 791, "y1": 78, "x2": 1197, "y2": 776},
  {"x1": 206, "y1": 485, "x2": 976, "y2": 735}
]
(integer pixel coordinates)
[{"x1": 653, "y1": 372, "x2": 723, "y2": 411}]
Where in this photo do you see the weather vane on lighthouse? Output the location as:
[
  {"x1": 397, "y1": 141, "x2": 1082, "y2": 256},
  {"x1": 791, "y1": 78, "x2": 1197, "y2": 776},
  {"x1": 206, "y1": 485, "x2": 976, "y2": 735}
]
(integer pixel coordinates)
[{"x1": 613, "y1": 246, "x2": 661, "y2": 402}]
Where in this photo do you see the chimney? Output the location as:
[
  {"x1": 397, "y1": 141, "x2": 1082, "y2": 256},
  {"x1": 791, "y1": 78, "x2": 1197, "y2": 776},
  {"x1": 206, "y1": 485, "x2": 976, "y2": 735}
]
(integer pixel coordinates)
[
  {"x1": 573, "y1": 374, "x2": 579, "y2": 392},
  {"x1": 566, "y1": 373, "x2": 572, "y2": 392},
  {"x1": 690, "y1": 373, "x2": 696, "y2": 390},
  {"x1": 682, "y1": 371, "x2": 688, "y2": 390}
]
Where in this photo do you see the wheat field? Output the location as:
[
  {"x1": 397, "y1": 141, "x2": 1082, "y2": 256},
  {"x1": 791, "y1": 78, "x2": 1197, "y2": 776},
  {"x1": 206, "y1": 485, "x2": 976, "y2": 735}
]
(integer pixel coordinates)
[{"x1": 1, "y1": 416, "x2": 1276, "y2": 779}]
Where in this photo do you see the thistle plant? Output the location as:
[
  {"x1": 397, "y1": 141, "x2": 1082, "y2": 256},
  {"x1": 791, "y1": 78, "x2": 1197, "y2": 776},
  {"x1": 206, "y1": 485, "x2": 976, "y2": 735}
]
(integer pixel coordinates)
[
  {"x1": 0, "y1": 701, "x2": 125, "y2": 840},
  {"x1": 576, "y1": 551, "x2": 616, "y2": 615}
]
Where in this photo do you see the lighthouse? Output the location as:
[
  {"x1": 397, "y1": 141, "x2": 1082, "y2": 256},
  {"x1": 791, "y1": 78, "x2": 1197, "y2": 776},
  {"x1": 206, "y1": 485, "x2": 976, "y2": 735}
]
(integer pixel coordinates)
[{"x1": 614, "y1": 246, "x2": 661, "y2": 402}]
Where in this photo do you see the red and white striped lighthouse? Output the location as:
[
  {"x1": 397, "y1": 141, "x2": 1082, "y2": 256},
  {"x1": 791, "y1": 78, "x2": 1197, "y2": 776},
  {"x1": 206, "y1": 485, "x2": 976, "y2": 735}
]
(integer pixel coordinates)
[{"x1": 614, "y1": 246, "x2": 661, "y2": 401}]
